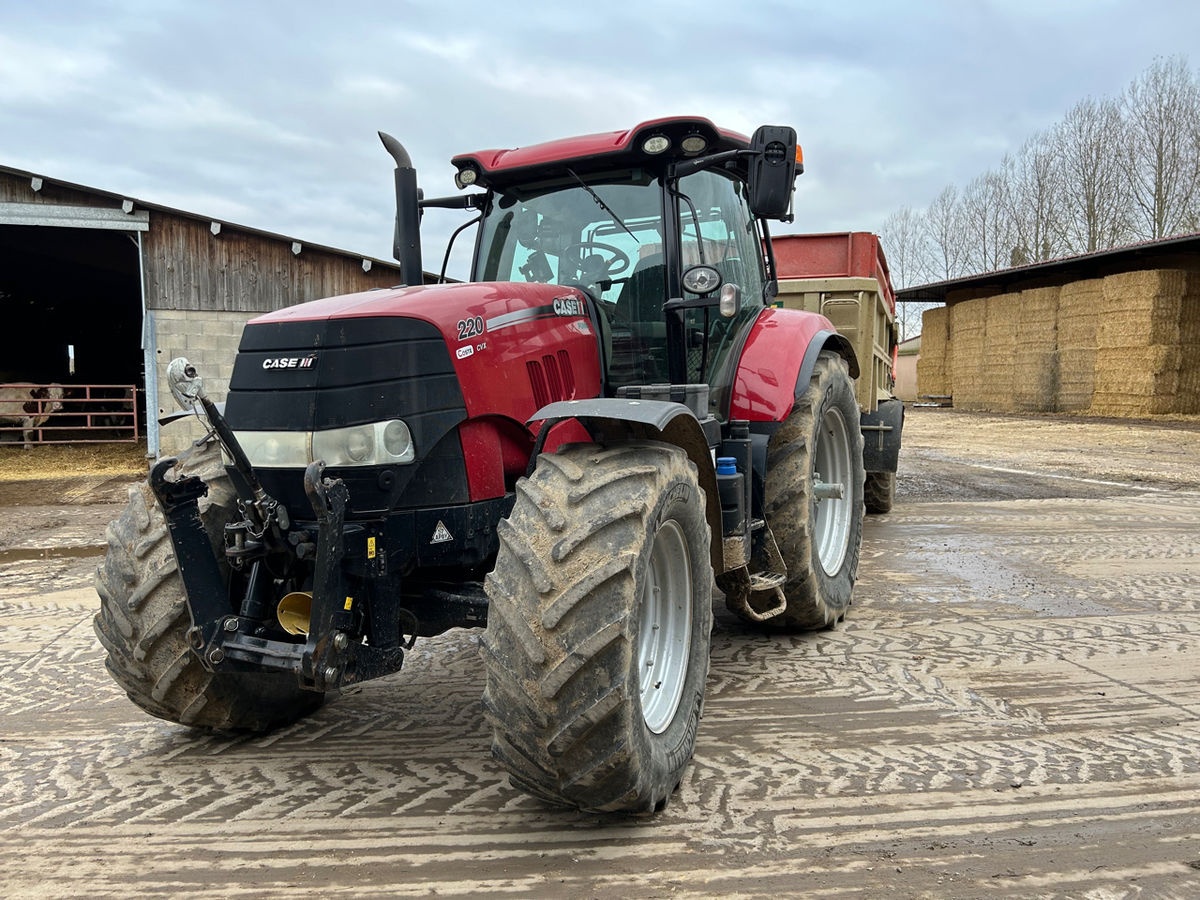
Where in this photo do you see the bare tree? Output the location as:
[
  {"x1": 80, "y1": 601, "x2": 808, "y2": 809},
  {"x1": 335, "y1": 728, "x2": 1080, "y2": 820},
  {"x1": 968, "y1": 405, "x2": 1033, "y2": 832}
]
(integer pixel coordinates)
[
  {"x1": 881, "y1": 57, "x2": 1200, "y2": 292},
  {"x1": 879, "y1": 205, "x2": 930, "y2": 289},
  {"x1": 960, "y1": 169, "x2": 1016, "y2": 273},
  {"x1": 923, "y1": 185, "x2": 969, "y2": 280},
  {"x1": 1051, "y1": 96, "x2": 1132, "y2": 253},
  {"x1": 1122, "y1": 55, "x2": 1200, "y2": 240},
  {"x1": 1001, "y1": 132, "x2": 1066, "y2": 263},
  {"x1": 880, "y1": 205, "x2": 936, "y2": 339}
]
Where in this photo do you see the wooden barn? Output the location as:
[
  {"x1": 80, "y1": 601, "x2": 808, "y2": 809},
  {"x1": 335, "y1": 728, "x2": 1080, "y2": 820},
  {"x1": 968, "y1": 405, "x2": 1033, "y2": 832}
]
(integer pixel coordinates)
[
  {"x1": 899, "y1": 234, "x2": 1200, "y2": 417},
  {"x1": 0, "y1": 165, "x2": 420, "y2": 455}
]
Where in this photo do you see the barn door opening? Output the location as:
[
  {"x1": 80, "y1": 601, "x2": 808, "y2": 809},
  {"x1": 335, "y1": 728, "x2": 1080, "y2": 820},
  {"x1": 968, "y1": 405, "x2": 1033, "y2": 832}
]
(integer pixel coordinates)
[{"x1": 0, "y1": 223, "x2": 144, "y2": 445}]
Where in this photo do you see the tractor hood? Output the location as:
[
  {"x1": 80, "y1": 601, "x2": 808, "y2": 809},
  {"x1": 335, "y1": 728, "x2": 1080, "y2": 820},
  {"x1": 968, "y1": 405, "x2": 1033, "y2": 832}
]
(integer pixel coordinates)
[
  {"x1": 235, "y1": 280, "x2": 602, "y2": 425},
  {"x1": 249, "y1": 281, "x2": 588, "y2": 346}
]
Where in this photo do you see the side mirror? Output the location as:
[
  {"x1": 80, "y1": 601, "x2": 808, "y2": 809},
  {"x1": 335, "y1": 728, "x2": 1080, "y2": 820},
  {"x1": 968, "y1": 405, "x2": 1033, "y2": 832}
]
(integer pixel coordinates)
[{"x1": 747, "y1": 125, "x2": 800, "y2": 220}]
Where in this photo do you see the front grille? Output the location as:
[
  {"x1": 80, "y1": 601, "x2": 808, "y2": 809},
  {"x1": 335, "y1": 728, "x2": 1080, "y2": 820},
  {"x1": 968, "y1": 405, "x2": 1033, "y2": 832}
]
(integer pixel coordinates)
[{"x1": 224, "y1": 315, "x2": 469, "y2": 515}]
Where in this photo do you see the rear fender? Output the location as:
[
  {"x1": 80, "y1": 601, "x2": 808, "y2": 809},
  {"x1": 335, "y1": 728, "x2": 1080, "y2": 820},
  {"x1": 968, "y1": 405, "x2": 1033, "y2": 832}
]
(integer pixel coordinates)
[
  {"x1": 729, "y1": 307, "x2": 859, "y2": 425},
  {"x1": 730, "y1": 309, "x2": 860, "y2": 510},
  {"x1": 529, "y1": 398, "x2": 722, "y2": 572}
]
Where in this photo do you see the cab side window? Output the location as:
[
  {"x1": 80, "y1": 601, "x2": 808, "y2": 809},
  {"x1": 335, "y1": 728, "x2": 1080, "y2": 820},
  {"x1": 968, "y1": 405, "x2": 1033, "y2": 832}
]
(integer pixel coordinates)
[{"x1": 676, "y1": 170, "x2": 766, "y2": 385}]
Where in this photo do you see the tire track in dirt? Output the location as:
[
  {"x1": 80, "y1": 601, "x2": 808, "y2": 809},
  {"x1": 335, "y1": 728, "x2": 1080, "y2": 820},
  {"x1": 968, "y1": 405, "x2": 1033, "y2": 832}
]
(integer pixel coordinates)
[{"x1": 2, "y1": 476, "x2": 1200, "y2": 895}]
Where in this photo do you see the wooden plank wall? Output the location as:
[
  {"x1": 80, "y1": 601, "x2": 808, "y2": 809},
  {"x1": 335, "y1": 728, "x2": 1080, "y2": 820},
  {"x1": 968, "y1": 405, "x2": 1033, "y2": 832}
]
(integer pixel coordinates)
[
  {"x1": 1, "y1": 170, "x2": 122, "y2": 209},
  {"x1": 142, "y1": 212, "x2": 403, "y2": 313}
]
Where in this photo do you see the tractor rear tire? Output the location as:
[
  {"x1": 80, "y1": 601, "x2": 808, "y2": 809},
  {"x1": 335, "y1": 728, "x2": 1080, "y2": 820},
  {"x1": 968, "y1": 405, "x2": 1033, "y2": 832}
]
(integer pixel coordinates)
[
  {"x1": 761, "y1": 352, "x2": 864, "y2": 631},
  {"x1": 93, "y1": 440, "x2": 324, "y2": 732},
  {"x1": 481, "y1": 442, "x2": 712, "y2": 814},
  {"x1": 864, "y1": 470, "x2": 896, "y2": 514}
]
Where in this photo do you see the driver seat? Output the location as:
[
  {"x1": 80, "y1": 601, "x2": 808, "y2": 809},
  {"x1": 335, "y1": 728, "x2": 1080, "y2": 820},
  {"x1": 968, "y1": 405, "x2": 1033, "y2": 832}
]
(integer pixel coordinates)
[
  {"x1": 614, "y1": 254, "x2": 666, "y2": 333},
  {"x1": 610, "y1": 254, "x2": 668, "y2": 384}
]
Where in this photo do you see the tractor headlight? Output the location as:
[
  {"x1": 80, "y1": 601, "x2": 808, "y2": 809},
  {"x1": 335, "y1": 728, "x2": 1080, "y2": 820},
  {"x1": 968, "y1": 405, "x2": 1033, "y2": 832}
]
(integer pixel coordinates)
[
  {"x1": 313, "y1": 420, "x2": 416, "y2": 467},
  {"x1": 230, "y1": 431, "x2": 310, "y2": 468},
  {"x1": 382, "y1": 419, "x2": 413, "y2": 458},
  {"x1": 233, "y1": 419, "x2": 415, "y2": 469}
]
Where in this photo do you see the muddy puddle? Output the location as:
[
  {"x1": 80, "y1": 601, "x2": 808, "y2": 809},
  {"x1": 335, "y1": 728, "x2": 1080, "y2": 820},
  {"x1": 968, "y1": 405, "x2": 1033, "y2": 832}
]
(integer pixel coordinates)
[
  {"x1": 0, "y1": 546, "x2": 107, "y2": 564},
  {"x1": 0, "y1": 477, "x2": 137, "y2": 507}
]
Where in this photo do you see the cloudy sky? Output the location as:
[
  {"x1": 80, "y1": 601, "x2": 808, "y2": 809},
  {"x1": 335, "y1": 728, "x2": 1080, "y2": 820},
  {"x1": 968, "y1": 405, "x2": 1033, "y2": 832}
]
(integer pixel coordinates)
[{"x1": 3, "y1": 0, "x2": 1198, "y2": 277}]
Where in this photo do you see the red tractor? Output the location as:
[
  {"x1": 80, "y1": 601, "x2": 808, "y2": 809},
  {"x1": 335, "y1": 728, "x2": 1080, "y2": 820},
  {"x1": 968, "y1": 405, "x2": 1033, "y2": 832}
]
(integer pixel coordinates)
[{"x1": 96, "y1": 117, "x2": 886, "y2": 814}]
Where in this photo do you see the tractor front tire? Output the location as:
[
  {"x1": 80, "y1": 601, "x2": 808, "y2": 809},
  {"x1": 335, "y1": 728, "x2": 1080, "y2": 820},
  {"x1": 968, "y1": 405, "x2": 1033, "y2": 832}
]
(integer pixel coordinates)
[
  {"x1": 94, "y1": 441, "x2": 324, "y2": 732},
  {"x1": 761, "y1": 352, "x2": 865, "y2": 631},
  {"x1": 481, "y1": 442, "x2": 712, "y2": 814}
]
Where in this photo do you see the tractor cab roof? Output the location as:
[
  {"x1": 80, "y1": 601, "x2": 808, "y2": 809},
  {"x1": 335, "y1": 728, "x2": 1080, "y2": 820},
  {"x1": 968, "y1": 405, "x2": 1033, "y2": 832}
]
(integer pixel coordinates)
[{"x1": 450, "y1": 116, "x2": 751, "y2": 189}]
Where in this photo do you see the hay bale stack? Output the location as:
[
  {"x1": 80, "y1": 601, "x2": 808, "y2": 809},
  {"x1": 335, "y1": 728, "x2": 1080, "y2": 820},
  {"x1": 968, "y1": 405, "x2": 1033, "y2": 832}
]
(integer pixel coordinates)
[
  {"x1": 1013, "y1": 286, "x2": 1060, "y2": 412},
  {"x1": 916, "y1": 305, "x2": 951, "y2": 398},
  {"x1": 1056, "y1": 278, "x2": 1103, "y2": 412},
  {"x1": 1091, "y1": 270, "x2": 1187, "y2": 416},
  {"x1": 1058, "y1": 278, "x2": 1102, "y2": 348},
  {"x1": 1090, "y1": 346, "x2": 1182, "y2": 416},
  {"x1": 1177, "y1": 272, "x2": 1200, "y2": 413},
  {"x1": 949, "y1": 298, "x2": 987, "y2": 410},
  {"x1": 979, "y1": 293, "x2": 1021, "y2": 411},
  {"x1": 1098, "y1": 270, "x2": 1186, "y2": 346}
]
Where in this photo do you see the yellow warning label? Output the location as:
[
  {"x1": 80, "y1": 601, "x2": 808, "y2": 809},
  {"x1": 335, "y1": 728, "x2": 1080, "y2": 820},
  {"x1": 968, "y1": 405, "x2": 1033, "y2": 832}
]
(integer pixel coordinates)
[
  {"x1": 344, "y1": 596, "x2": 354, "y2": 611},
  {"x1": 367, "y1": 537, "x2": 376, "y2": 559}
]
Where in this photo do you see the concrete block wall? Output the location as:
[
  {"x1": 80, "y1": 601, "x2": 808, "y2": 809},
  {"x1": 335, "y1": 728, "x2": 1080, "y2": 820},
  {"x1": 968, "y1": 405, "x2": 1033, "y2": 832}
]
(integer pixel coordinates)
[{"x1": 153, "y1": 309, "x2": 255, "y2": 456}]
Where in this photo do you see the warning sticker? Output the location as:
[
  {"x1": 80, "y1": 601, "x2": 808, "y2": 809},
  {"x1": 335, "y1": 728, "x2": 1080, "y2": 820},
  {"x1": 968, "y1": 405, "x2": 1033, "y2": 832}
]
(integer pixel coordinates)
[{"x1": 430, "y1": 521, "x2": 454, "y2": 544}]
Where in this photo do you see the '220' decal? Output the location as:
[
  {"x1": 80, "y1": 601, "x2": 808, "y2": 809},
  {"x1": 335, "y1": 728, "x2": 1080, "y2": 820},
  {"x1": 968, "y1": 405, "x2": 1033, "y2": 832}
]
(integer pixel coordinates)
[{"x1": 456, "y1": 316, "x2": 485, "y2": 341}]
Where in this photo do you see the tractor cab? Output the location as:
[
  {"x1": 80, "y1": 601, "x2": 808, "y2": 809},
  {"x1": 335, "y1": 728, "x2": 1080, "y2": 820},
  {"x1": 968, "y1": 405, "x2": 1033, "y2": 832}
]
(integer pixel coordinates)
[
  {"x1": 404, "y1": 117, "x2": 800, "y2": 418},
  {"x1": 471, "y1": 164, "x2": 769, "y2": 407}
]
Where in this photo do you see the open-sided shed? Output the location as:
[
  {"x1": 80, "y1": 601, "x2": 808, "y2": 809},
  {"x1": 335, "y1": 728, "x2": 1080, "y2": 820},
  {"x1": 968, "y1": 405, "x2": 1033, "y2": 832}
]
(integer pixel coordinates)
[{"x1": 899, "y1": 234, "x2": 1200, "y2": 417}]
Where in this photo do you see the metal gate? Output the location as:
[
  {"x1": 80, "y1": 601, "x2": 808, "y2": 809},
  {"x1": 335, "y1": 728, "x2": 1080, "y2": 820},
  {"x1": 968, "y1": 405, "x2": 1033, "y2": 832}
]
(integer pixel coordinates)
[{"x1": 0, "y1": 383, "x2": 140, "y2": 447}]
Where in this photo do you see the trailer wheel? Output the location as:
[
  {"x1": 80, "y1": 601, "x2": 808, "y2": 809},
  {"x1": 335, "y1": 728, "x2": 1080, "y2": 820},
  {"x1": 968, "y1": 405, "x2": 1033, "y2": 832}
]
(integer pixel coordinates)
[
  {"x1": 864, "y1": 470, "x2": 896, "y2": 514},
  {"x1": 481, "y1": 442, "x2": 712, "y2": 814},
  {"x1": 94, "y1": 440, "x2": 324, "y2": 731},
  {"x1": 761, "y1": 352, "x2": 865, "y2": 630}
]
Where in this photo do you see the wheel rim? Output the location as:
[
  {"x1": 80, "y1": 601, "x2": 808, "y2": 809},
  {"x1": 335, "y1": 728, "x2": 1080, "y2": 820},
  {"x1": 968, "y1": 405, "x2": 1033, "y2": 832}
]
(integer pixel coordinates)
[
  {"x1": 812, "y1": 403, "x2": 853, "y2": 576},
  {"x1": 637, "y1": 518, "x2": 693, "y2": 735}
]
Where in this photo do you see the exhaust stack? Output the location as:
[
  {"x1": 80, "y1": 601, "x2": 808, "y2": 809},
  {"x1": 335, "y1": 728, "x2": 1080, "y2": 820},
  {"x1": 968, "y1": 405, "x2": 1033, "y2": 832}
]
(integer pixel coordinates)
[{"x1": 378, "y1": 131, "x2": 423, "y2": 286}]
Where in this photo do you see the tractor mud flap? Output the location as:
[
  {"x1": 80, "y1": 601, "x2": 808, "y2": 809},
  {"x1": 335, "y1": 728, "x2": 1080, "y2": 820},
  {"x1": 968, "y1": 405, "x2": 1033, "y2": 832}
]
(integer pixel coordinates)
[{"x1": 861, "y1": 398, "x2": 903, "y2": 474}]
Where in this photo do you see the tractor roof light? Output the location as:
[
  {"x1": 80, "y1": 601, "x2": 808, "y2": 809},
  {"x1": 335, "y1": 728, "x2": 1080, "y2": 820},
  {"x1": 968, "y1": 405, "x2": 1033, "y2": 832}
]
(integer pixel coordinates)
[
  {"x1": 642, "y1": 135, "x2": 671, "y2": 155},
  {"x1": 455, "y1": 166, "x2": 478, "y2": 189},
  {"x1": 680, "y1": 134, "x2": 708, "y2": 154}
]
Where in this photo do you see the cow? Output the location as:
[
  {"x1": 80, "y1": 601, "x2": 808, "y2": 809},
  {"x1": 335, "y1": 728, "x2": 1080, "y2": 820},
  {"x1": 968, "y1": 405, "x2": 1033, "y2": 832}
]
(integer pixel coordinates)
[{"x1": 0, "y1": 384, "x2": 65, "y2": 449}]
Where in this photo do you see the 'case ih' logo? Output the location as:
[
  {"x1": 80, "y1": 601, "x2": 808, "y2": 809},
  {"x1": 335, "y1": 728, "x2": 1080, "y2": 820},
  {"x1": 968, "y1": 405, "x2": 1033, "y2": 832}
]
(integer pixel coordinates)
[
  {"x1": 553, "y1": 296, "x2": 584, "y2": 317},
  {"x1": 262, "y1": 355, "x2": 317, "y2": 370}
]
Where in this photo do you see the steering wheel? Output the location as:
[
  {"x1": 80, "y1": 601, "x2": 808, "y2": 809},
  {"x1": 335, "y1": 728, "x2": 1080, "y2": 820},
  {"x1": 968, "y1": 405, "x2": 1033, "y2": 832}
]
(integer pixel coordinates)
[{"x1": 565, "y1": 240, "x2": 630, "y2": 278}]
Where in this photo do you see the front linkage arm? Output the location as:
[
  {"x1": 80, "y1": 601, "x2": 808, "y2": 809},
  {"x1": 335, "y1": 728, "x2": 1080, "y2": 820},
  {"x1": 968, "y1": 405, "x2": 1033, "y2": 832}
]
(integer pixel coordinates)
[{"x1": 151, "y1": 359, "x2": 406, "y2": 692}]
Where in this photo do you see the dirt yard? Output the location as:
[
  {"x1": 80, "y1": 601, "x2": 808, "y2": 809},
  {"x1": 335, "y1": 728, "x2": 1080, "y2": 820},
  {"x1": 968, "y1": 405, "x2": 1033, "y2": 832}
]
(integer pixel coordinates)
[{"x1": 1, "y1": 409, "x2": 1198, "y2": 897}]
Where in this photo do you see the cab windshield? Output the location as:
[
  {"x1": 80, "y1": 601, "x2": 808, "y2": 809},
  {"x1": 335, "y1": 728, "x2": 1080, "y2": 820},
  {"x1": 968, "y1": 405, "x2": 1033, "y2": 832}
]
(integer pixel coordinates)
[
  {"x1": 473, "y1": 167, "x2": 765, "y2": 398},
  {"x1": 474, "y1": 173, "x2": 661, "y2": 304}
]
